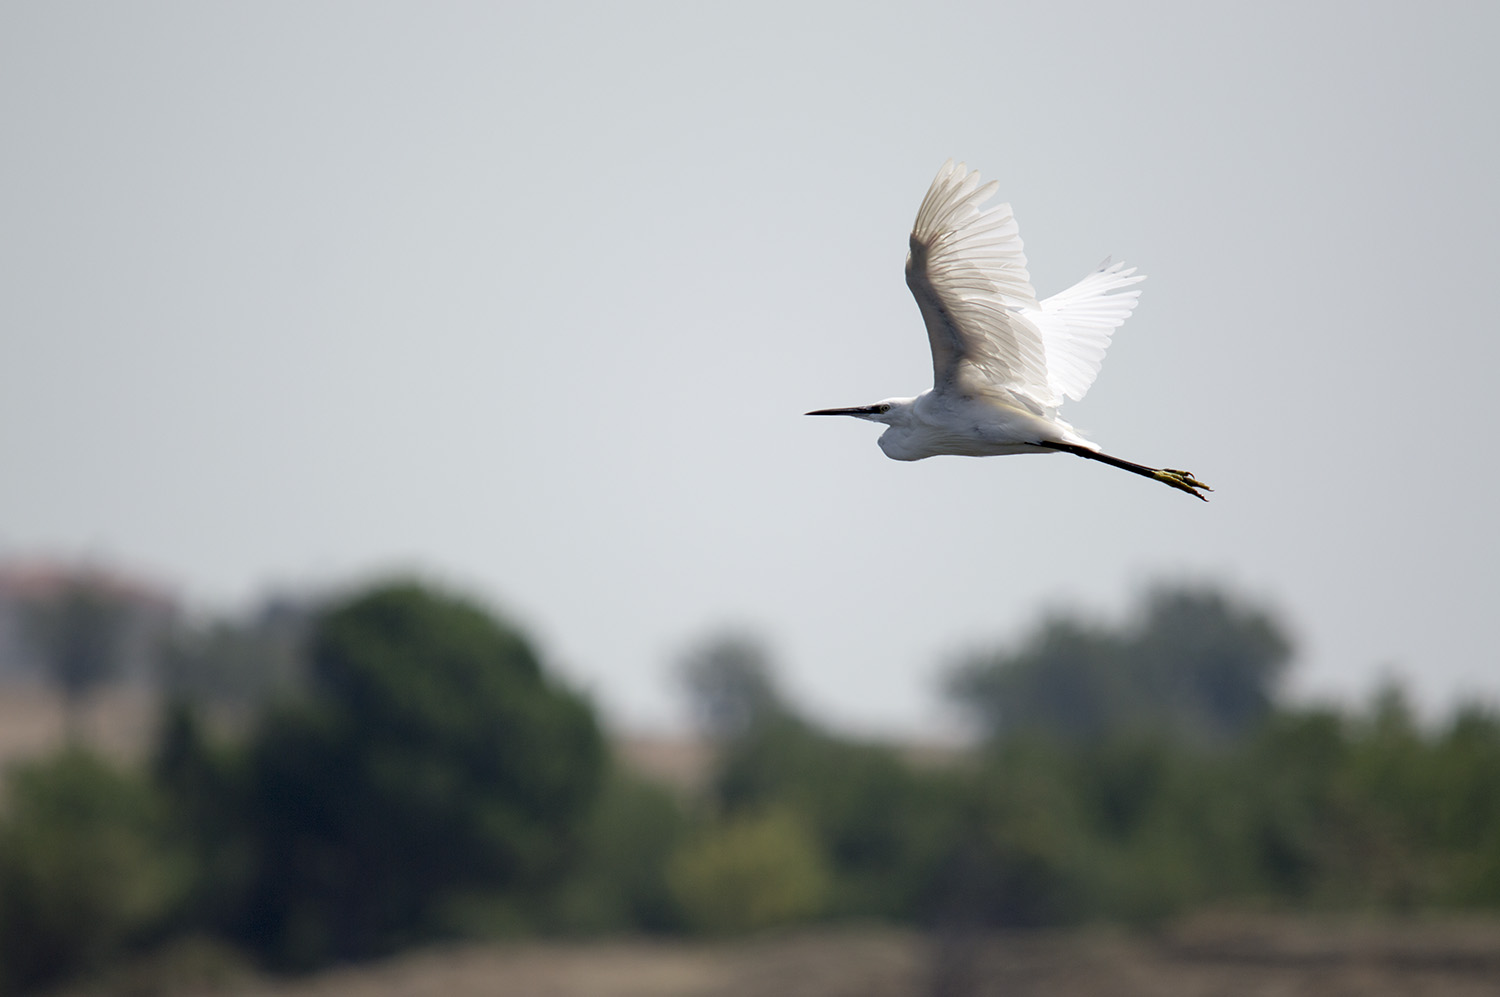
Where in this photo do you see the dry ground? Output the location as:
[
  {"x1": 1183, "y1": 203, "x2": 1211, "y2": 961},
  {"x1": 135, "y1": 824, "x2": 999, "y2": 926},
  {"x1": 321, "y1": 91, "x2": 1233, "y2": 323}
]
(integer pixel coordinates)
[{"x1": 66, "y1": 917, "x2": 1500, "y2": 997}]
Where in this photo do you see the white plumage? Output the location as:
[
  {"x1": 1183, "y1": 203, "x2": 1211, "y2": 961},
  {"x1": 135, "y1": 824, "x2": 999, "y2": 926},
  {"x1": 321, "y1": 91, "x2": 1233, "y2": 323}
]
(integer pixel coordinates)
[
  {"x1": 1029, "y1": 258, "x2": 1144, "y2": 404},
  {"x1": 808, "y1": 160, "x2": 1210, "y2": 500}
]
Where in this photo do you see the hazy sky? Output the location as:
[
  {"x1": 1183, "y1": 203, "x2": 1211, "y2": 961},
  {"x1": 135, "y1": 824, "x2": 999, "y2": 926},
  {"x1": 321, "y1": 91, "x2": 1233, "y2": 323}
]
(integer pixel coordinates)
[{"x1": 3, "y1": 3, "x2": 1497, "y2": 735}]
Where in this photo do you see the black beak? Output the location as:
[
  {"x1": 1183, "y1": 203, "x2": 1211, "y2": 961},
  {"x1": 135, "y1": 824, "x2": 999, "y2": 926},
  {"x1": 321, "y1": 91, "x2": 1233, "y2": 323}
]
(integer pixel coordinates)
[{"x1": 805, "y1": 406, "x2": 878, "y2": 416}]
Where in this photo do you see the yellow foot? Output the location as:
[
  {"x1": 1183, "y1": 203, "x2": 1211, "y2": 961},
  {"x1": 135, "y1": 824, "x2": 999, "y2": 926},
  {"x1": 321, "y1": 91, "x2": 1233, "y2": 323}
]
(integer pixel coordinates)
[{"x1": 1154, "y1": 468, "x2": 1213, "y2": 501}]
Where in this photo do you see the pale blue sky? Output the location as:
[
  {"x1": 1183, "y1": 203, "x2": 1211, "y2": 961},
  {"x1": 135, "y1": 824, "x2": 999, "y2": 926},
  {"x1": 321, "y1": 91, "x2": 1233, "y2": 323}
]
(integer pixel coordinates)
[{"x1": 3, "y1": 3, "x2": 1496, "y2": 734}]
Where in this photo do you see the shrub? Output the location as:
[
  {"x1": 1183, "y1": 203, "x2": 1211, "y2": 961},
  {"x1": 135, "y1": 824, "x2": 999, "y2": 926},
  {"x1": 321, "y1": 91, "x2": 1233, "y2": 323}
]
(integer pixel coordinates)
[
  {"x1": 668, "y1": 808, "x2": 830, "y2": 934},
  {"x1": 0, "y1": 749, "x2": 187, "y2": 995}
]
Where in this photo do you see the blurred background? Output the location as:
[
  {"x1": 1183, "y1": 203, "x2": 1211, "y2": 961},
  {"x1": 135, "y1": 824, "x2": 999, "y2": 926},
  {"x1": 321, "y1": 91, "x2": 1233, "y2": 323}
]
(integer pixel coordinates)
[{"x1": 2, "y1": 3, "x2": 1498, "y2": 995}]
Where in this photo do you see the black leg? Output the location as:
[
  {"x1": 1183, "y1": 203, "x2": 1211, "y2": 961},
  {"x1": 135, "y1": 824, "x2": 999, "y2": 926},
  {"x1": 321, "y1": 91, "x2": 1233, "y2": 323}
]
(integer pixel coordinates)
[{"x1": 1038, "y1": 442, "x2": 1212, "y2": 501}]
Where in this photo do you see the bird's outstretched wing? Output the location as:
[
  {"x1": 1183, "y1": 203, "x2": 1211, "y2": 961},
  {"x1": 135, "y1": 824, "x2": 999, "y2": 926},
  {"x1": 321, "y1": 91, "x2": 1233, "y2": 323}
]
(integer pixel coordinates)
[
  {"x1": 1024, "y1": 259, "x2": 1145, "y2": 403},
  {"x1": 905, "y1": 161, "x2": 1049, "y2": 400}
]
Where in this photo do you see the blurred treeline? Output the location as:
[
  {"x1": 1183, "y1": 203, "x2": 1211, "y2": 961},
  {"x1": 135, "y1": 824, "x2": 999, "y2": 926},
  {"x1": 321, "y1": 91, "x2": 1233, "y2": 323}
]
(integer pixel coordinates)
[{"x1": 2, "y1": 579, "x2": 1499, "y2": 995}]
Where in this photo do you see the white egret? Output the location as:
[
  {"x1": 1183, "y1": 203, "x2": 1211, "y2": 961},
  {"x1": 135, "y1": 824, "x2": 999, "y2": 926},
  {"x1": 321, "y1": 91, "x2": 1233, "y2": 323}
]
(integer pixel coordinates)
[{"x1": 808, "y1": 161, "x2": 1211, "y2": 501}]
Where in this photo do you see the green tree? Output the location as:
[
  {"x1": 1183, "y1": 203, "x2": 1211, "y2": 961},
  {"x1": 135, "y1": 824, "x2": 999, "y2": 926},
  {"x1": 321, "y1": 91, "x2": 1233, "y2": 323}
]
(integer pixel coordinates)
[
  {"x1": 0, "y1": 749, "x2": 188, "y2": 996},
  {"x1": 1429, "y1": 705, "x2": 1500, "y2": 904},
  {"x1": 949, "y1": 584, "x2": 1292, "y2": 744},
  {"x1": 680, "y1": 633, "x2": 785, "y2": 740},
  {"x1": 1133, "y1": 587, "x2": 1292, "y2": 739},
  {"x1": 232, "y1": 581, "x2": 604, "y2": 967},
  {"x1": 151, "y1": 702, "x2": 254, "y2": 939},
  {"x1": 940, "y1": 744, "x2": 1093, "y2": 928}
]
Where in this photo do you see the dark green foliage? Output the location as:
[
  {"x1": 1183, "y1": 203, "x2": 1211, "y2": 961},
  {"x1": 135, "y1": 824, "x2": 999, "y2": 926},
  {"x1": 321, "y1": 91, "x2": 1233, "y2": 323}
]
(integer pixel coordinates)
[
  {"x1": 949, "y1": 586, "x2": 1292, "y2": 743},
  {"x1": 716, "y1": 716, "x2": 947, "y2": 919},
  {"x1": 0, "y1": 749, "x2": 188, "y2": 996},
  {"x1": 151, "y1": 702, "x2": 254, "y2": 936},
  {"x1": 924, "y1": 744, "x2": 1093, "y2": 929},
  {"x1": 544, "y1": 769, "x2": 690, "y2": 934},
  {"x1": 1431, "y1": 706, "x2": 1500, "y2": 903},
  {"x1": 1135, "y1": 588, "x2": 1290, "y2": 736},
  {"x1": 695, "y1": 618, "x2": 1500, "y2": 930},
  {"x1": 232, "y1": 581, "x2": 604, "y2": 966}
]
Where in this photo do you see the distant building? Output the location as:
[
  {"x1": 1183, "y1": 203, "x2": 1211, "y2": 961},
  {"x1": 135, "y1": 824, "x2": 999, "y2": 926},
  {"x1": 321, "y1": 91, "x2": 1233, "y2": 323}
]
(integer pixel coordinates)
[{"x1": 0, "y1": 559, "x2": 177, "y2": 688}]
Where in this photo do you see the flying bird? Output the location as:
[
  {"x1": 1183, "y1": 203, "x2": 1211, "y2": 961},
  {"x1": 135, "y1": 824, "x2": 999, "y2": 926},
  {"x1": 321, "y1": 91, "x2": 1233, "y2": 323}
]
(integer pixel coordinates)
[{"x1": 808, "y1": 161, "x2": 1211, "y2": 500}]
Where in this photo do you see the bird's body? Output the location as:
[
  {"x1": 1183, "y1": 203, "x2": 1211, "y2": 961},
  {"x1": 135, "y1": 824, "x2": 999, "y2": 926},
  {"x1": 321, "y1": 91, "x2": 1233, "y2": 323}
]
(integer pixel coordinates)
[
  {"x1": 808, "y1": 161, "x2": 1211, "y2": 500},
  {"x1": 870, "y1": 388, "x2": 1067, "y2": 462}
]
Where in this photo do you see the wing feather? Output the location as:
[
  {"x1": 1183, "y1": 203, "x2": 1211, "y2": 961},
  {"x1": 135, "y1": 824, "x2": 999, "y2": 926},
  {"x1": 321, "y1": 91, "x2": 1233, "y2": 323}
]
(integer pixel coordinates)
[
  {"x1": 1024, "y1": 258, "x2": 1145, "y2": 403},
  {"x1": 904, "y1": 161, "x2": 1050, "y2": 399}
]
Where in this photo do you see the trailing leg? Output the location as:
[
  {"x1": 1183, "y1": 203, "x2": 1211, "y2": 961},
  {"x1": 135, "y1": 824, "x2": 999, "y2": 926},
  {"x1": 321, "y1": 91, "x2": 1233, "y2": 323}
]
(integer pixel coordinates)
[{"x1": 1039, "y1": 442, "x2": 1212, "y2": 501}]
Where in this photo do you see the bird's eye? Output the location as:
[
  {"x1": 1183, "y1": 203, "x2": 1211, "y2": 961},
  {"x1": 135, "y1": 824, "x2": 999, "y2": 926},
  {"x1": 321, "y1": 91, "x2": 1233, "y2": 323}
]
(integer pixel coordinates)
[{"x1": 876, "y1": 403, "x2": 891, "y2": 414}]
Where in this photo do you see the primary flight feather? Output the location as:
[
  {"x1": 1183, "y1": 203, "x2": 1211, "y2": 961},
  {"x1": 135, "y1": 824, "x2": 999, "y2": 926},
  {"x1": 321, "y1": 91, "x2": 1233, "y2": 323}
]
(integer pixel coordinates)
[{"x1": 808, "y1": 160, "x2": 1211, "y2": 501}]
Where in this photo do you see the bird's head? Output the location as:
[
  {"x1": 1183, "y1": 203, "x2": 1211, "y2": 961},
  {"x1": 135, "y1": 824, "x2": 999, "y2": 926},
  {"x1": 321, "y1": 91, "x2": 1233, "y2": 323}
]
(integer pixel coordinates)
[{"x1": 804, "y1": 398, "x2": 911, "y2": 425}]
